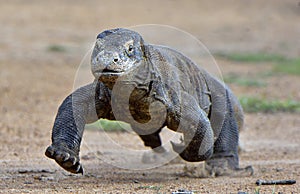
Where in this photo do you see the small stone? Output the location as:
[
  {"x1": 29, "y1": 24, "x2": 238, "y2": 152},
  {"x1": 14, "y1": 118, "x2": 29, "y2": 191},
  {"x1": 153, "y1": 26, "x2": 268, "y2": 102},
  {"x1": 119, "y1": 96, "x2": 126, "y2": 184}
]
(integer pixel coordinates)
[
  {"x1": 39, "y1": 176, "x2": 55, "y2": 181},
  {"x1": 81, "y1": 153, "x2": 96, "y2": 160},
  {"x1": 276, "y1": 168, "x2": 283, "y2": 172},
  {"x1": 133, "y1": 179, "x2": 139, "y2": 183},
  {"x1": 172, "y1": 189, "x2": 194, "y2": 194}
]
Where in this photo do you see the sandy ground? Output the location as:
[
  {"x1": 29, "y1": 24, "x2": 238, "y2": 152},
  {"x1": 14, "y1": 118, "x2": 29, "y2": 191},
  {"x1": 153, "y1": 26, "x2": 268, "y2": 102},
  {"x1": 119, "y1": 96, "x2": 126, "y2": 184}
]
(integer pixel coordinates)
[{"x1": 0, "y1": 0, "x2": 299, "y2": 193}]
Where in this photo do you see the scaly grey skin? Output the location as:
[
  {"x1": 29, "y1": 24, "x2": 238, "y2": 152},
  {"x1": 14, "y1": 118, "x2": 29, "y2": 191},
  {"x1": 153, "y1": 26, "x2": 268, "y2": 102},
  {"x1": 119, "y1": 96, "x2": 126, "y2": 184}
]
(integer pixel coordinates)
[{"x1": 45, "y1": 28, "x2": 253, "y2": 176}]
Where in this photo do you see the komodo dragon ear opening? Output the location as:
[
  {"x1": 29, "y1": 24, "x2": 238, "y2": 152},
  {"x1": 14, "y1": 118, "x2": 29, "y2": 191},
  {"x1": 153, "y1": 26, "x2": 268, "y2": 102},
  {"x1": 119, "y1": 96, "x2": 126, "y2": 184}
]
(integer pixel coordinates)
[{"x1": 96, "y1": 28, "x2": 122, "y2": 39}]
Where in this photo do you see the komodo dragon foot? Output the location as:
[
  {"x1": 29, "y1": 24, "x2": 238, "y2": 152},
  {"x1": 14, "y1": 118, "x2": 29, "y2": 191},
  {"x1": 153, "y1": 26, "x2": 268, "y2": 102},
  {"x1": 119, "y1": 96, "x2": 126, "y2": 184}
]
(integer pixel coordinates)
[
  {"x1": 45, "y1": 143, "x2": 83, "y2": 174},
  {"x1": 204, "y1": 156, "x2": 253, "y2": 177},
  {"x1": 183, "y1": 154, "x2": 253, "y2": 178}
]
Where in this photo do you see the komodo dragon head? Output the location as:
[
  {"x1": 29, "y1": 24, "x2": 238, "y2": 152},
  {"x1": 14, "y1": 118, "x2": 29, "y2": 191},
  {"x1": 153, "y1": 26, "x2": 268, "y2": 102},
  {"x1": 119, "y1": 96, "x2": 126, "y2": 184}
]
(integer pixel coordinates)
[{"x1": 91, "y1": 28, "x2": 146, "y2": 87}]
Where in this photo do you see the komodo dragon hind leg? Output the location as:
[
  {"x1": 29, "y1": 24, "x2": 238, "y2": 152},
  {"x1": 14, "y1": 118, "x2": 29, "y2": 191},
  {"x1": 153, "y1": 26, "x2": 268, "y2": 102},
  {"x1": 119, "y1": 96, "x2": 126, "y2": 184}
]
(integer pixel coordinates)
[{"x1": 203, "y1": 92, "x2": 253, "y2": 177}]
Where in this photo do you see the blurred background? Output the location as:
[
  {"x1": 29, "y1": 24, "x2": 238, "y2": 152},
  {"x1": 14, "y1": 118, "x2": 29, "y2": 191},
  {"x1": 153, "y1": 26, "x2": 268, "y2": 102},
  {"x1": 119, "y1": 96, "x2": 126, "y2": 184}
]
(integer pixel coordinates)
[{"x1": 0, "y1": 0, "x2": 299, "y2": 193}]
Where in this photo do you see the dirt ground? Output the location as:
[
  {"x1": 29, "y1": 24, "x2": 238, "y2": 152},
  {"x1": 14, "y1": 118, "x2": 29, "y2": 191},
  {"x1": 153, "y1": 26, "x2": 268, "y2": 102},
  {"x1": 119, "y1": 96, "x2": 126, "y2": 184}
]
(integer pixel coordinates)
[{"x1": 0, "y1": 0, "x2": 299, "y2": 193}]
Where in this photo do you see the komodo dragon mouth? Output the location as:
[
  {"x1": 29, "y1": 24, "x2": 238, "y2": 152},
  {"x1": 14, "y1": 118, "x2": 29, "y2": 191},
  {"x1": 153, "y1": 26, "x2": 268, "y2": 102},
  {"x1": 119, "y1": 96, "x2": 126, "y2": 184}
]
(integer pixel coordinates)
[
  {"x1": 92, "y1": 68, "x2": 124, "y2": 82},
  {"x1": 102, "y1": 68, "x2": 122, "y2": 74},
  {"x1": 97, "y1": 70, "x2": 120, "y2": 84},
  {"x1": 93, "y1": 61, "x2": 138, "y2": 77},
  {"x1": 93, "y1": 68, "x2": 123, "y2": 76},
  {"x1": 97, "y1": 66, "x2": 136, "y2": 89}
]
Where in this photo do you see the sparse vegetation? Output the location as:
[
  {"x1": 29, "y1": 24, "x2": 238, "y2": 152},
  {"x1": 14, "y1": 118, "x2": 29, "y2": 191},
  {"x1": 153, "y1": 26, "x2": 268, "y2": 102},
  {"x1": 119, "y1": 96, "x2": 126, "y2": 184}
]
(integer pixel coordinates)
[
  {"x1": 254, "y1": 187, "x2": 260, "y2": 194},
  {"x1": 85, "y1": 119, "x2": 131, "y2": 132},
  {"x1": 240, "y1": 96, "x2": 300, "y2": 113},
  {"x1": 224, "y1": 73, "x2": 266, "y2": 87},
  {"x1": 47, "y1": 44, "x2": 67, "y2": 52},
  {"x1": 248, "y1": 185, "x2": 277, "y2": 194},
  {"x1": 216, "y1": 52, "x2": 287, "y2": 63},
  {"x1": 138, "y1": 185, "x2": 162, "y2": 192},
  {"x1": 217, "y1": 52, "x2": 300, "y2": 76},
  {"x1": 273, "y1": 58, "x2": 300, "y2": 75}
]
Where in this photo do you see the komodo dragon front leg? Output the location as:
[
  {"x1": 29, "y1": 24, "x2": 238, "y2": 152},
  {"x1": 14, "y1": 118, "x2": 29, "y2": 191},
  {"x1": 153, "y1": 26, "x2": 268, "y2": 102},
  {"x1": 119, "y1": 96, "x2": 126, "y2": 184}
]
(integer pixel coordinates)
[
  {"x1": 45, "y1": 82, "x2": 101, "y2": 174},
  {"x1": 168, "y1": 92, "x2": 215, "y2": 162}
]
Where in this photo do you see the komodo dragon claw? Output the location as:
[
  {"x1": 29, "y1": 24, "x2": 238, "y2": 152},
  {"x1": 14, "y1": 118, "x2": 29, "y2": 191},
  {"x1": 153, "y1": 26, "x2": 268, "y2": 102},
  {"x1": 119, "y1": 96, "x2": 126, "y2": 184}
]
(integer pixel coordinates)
[{"x1": 45, "y1": 145, "x2": 84, "y2": 174}]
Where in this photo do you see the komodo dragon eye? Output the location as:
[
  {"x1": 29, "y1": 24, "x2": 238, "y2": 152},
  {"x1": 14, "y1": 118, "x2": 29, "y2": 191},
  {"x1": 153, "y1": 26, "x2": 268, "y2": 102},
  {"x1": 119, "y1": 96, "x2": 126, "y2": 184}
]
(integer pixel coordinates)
[
  {"x1": 128, "y1": 45, "x2": 133, "y2": 52},
  {"x1": 125, "y1": 40, "x2": 134, "y2": 56}
]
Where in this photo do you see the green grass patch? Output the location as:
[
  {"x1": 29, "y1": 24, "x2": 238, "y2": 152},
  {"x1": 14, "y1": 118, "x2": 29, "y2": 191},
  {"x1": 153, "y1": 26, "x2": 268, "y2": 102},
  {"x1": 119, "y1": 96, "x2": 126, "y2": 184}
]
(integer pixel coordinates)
[
  {"x1": 216, "y1": 52, "x2": 287, "y2": 63},
  {"x1": 138, "y1": 185, "x2": 162, "y2": 191},
  {"x1": 85, "y1": 119, "x2": 131, "y2": 132},
  {"x1": 216, "y1": 52, "x2": 300, "y2": 76},
  {"x1": 224, "y1": 73, "x2": 266, "y2": 87},
  {"x1": 47, "y1": 44, "x2": 67, "y2": 52},
  {"x1": 240, "y1": 96, "x2": 300, "y2": 113},
  {"x1": 254, "y1": 186, "x2": 261, "y2": 194},
  {"x1": 273, "y1": 58, "x2": 300, "y2": 75}
]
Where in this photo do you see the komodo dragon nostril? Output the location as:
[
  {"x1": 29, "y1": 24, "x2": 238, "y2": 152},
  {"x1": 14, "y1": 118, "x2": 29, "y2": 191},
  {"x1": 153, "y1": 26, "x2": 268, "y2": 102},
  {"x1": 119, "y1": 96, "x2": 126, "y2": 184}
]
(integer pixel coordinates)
[{"x1": 113, "y1": 57, "x2": 119, "y2": 63}]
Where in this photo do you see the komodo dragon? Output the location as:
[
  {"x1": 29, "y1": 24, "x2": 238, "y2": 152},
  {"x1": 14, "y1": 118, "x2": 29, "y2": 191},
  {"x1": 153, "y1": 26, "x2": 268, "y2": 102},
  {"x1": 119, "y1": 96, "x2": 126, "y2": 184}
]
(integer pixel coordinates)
[{"x1": 45, "y1": 28, "x2": 253, "y2": 176}]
